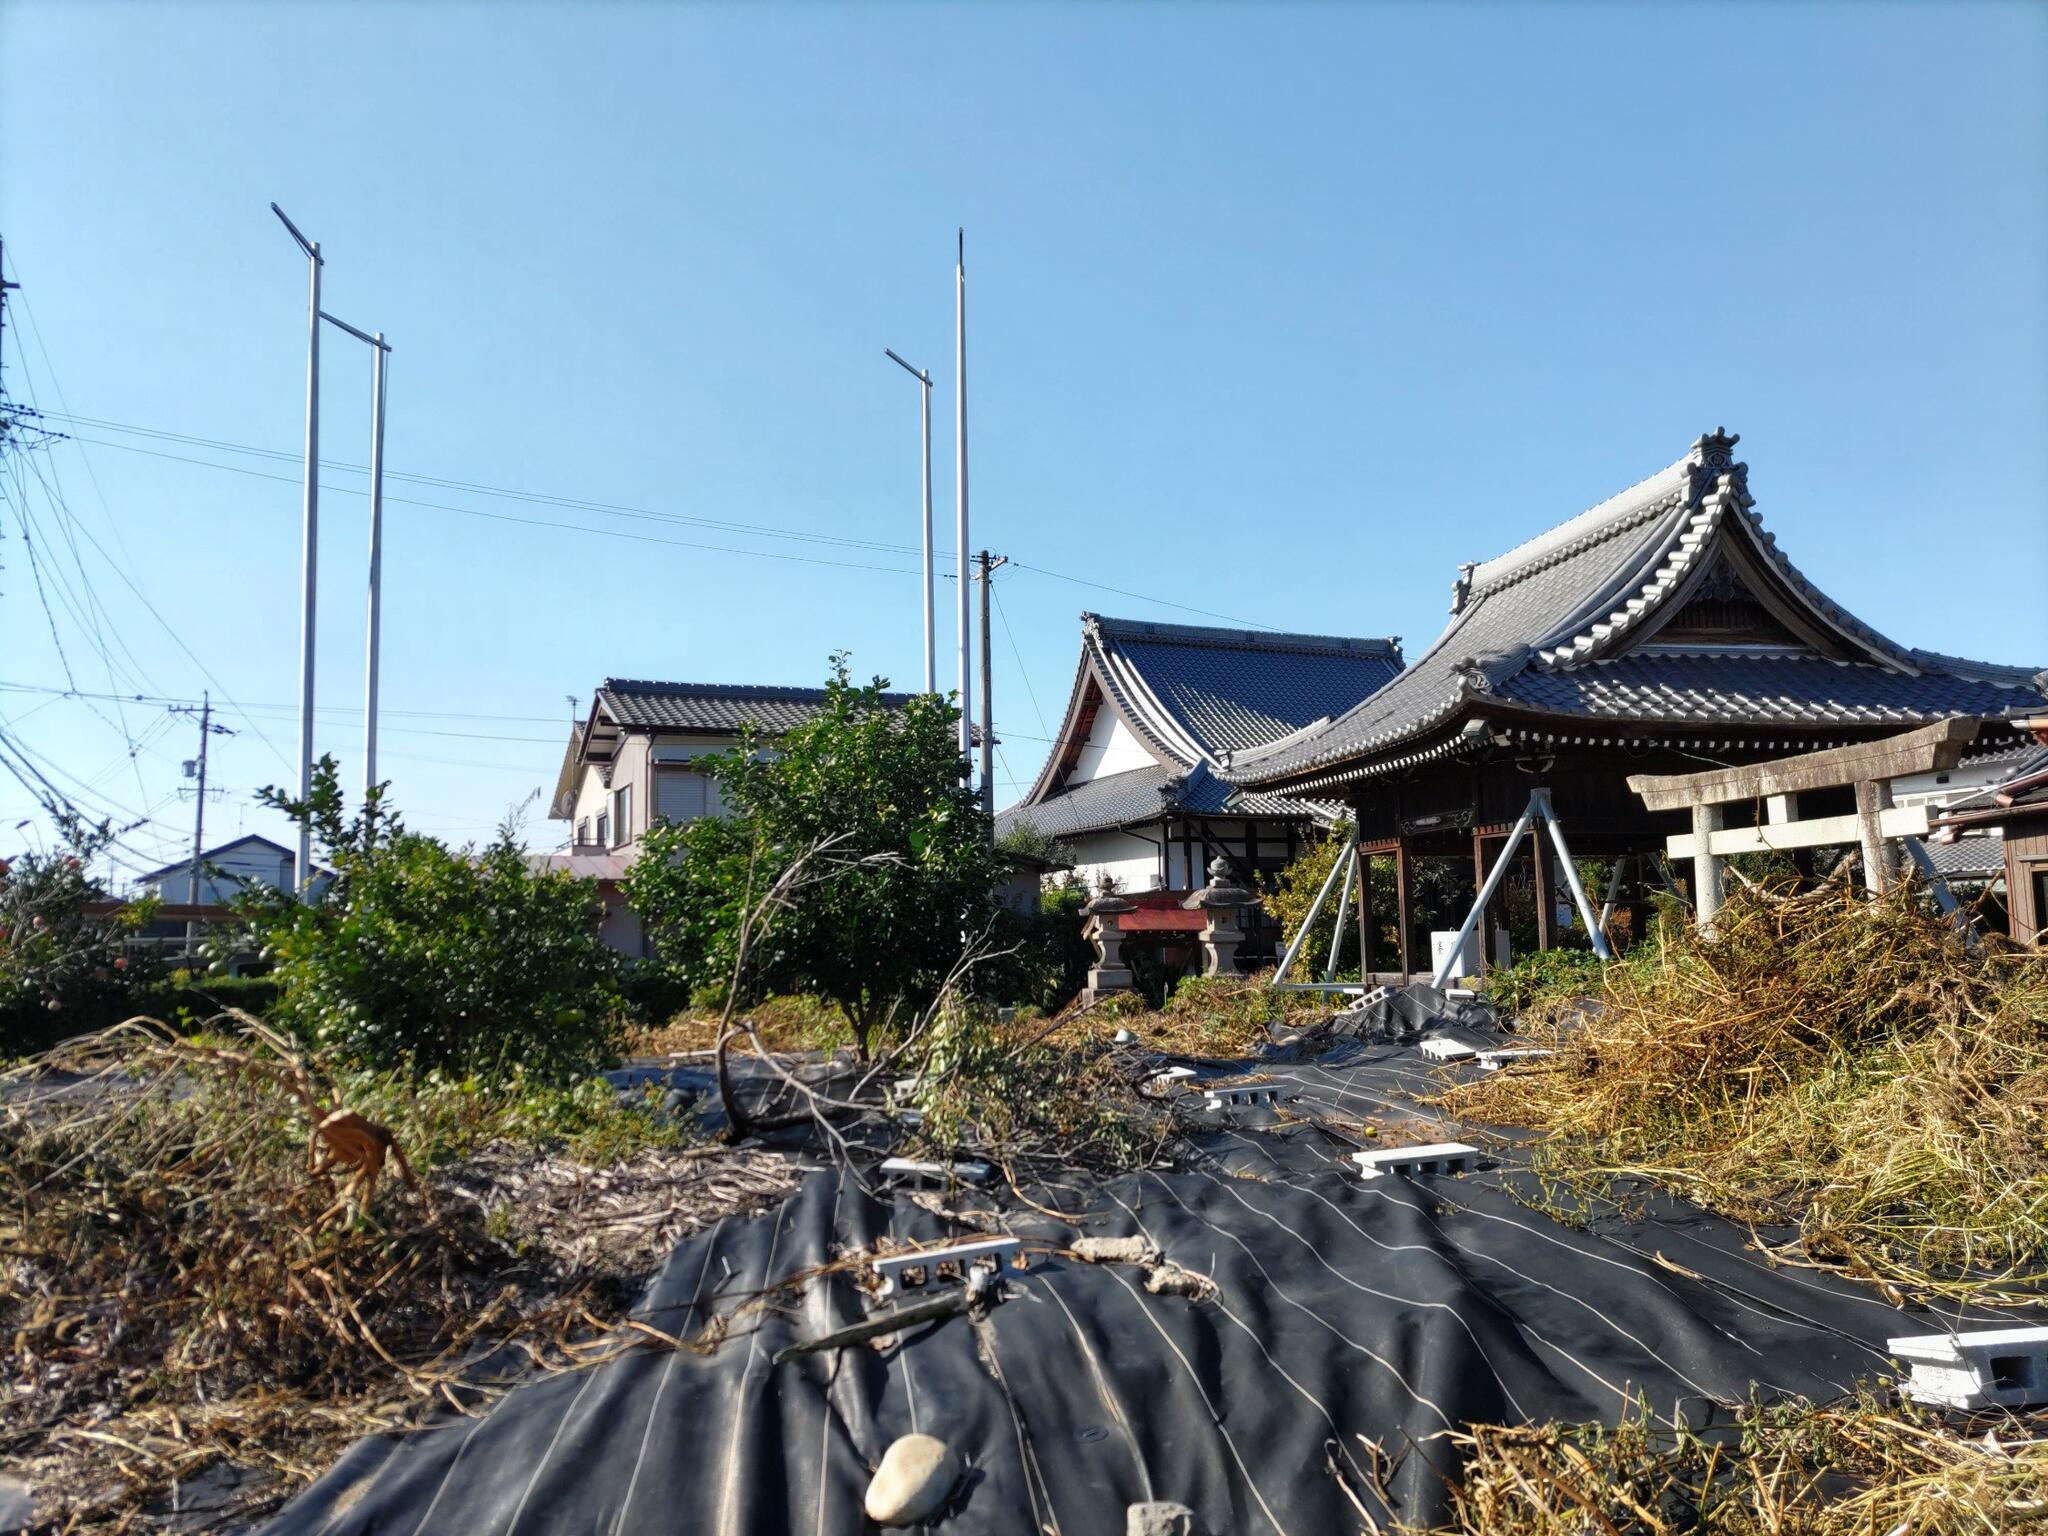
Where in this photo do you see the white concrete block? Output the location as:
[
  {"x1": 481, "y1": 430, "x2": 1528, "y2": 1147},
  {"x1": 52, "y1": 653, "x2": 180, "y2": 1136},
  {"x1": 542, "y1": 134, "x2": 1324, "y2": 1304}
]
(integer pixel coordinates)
[
  {"x1": 1889, "y1": 1327, "x2": 2048, "y2": 1411},
  {"x1": 1418, "y1": 1036, "x2": 1476, "y2": 1061},
  {"x1": 1201, "y1": 1084, "x2": 1280, "y2": 1111},
  {"x1": 880, "y1": 1156, "x2": 993, "y2": 1188},
  {"x1": 873, "y1": 1237, "x2": 1025, "y2": 1297},
  {"x1": 1352, "y1": 1142, "x2": 1480, "y2": 1179},
  {"x1": 1475, "y1": 1047, "x2": 1554, "y2": 1071}
]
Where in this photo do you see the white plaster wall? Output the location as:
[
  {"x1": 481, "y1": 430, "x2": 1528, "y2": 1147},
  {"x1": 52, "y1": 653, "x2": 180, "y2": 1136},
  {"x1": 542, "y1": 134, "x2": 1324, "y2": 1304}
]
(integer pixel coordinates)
[
  {"x1": 1069, "y1": 709, "x2": 1157, "y2": 784},
  {"x1": 1064, "y1": 828, "x2": 1164, "y2": 895}
]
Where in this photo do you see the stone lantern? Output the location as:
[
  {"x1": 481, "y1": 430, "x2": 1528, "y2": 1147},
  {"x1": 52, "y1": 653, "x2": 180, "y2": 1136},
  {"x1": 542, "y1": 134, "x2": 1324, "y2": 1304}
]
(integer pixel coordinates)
[
  {"x1": 1184, "y1": 857, "x2": 1261, "y2": 978},
  {"x1": 1080, "y1": 890, "x2": 1138, "y2": 1002}
]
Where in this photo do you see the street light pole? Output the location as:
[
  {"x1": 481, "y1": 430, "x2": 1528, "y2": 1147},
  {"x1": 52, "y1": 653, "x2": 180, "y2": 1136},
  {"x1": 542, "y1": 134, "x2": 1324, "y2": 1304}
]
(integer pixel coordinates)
[
  {"x1": 364, "y1": 333, "x2": 388, "y2": 806},
  {"x1": 883, "y1": 348, "x2": 935, "y2": 695},
  {"x1": 954, "y1": 229, "x2": 971, "y2": 773},
  {"x1": 272, "y1": 203, "x2": 321, "y2": 897},
  {"x1": 309, "y1": 306, "x2": 392, "y2": 816}
]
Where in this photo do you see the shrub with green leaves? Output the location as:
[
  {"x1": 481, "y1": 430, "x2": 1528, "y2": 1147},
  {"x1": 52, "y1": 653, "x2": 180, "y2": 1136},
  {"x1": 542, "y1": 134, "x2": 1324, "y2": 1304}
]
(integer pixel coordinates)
[
  {"x1": 0, "y1": 815, "x2": 157, "y2": 1054},
  {"x1": 240, "y1": 757, "x2": 621, "y2": 1081},
  {"x1": 625, "y1": 656, "x2": 1008, "y2": 1059}
]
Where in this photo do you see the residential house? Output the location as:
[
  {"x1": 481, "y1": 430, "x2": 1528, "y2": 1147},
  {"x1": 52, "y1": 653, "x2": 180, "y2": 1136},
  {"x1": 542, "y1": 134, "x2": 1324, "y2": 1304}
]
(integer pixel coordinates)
[
  {"x1": 547, "y1": 678, "x2": 913, "y2": 952},
  {"x1": 136, "y1": 834, "x2": 307, "y2": 903}
]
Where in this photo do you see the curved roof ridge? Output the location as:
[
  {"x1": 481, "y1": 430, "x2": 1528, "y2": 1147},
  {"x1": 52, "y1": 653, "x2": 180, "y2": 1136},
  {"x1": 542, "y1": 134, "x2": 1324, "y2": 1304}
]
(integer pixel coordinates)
[
  {"x1": 1086, "y1": 611, "x2": 1400, "y2": 657},
  {"x1": 1467, "y1": 455, "x2": 1695, "y2": 595}
]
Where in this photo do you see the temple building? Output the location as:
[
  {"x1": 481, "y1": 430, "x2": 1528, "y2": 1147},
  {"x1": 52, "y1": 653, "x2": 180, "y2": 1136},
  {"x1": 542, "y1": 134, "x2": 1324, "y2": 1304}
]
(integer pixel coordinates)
[
  {"x1": 996, "y1": 613, "x2": 1402, "y2": 896},
  {"x1": 1222, "y1": 430, "x2": 2048, "y2": 976}
]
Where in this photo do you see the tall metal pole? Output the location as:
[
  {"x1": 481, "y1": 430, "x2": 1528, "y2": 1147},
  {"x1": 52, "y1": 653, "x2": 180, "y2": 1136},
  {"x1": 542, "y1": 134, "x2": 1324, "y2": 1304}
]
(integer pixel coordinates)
[
  {"x1": 364, "y1": 334, "x2": 387, "y2": 806},
  {"x1": 919, "y1": 367, "x2": 934, "y2": 695},
  {"x1": 885, "y1": 349, "x2": 936, "y2": 695},
  {"x1": 273, "y1": 204, "x2": 322, "y2": 897},
  {"x1": 954, "y1": 229, "x2": 972, "y2": 771}
]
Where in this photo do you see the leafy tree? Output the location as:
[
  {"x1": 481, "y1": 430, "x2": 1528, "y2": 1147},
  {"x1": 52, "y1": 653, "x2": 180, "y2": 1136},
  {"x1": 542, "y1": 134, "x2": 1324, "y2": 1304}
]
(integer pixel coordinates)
[
  {"x1": 1268, "y1": 824, "x2": 1471, "y2": 976},
  {"x1": 0, "y1": 815, "x2": 157, "y2": 1053},
  {"x1": 625, "y1": 657, "x2": 1007, "y2": 1059},
  {"x1": 240, "y1": 757, "x2": 620, "y2": 1081}
]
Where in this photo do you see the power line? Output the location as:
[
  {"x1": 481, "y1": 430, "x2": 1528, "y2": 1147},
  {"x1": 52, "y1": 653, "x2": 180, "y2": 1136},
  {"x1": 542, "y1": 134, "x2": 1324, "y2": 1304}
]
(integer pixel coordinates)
[{"x1": 45, "y1": 409, "x2": 1288, "y2": 630}]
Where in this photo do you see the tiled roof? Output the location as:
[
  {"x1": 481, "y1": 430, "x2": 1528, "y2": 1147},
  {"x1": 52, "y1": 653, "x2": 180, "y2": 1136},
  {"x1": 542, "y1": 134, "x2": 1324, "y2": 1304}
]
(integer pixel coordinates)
[
  {"x1": 994, "y1": 765, "x2": 1335, "y2": 844},
  {"x1": 1000, "y1": 614, "x2": 1400, "y2": 833},
  {"x1": 1499, "y1": 652, "x2": 2034, "y2": 726},
  {"x1": 997, "y1": 765, "x2": 1182, "y2": 841},
  {"x1": 1919, "y1": 836, "x2": 2005, "y2": 881},
  {"x1": 1229, "y1": 430, "x2": 2048, "y2": 790},
  {"x1": 597, "y1": 679, "x2": 914, "y2": 734},
  {"x1": 1088, "y1": 614, "x2": 1402, "y2": 763}
]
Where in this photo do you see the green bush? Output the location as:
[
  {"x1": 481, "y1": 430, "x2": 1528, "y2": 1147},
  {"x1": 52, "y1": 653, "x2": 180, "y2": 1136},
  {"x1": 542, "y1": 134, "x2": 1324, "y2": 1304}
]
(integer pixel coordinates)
[
  {"x1": 625, "y1": 657, "x2": 1008, "y2": 1059},
  {"x1": 0, "y1": 817, "x2": 160, "y2": 1056},
  {"x1": 240, "y1": 757, "x2": 623, "y2": 1082},
  {"x1": 976, "y1": 881, "x2": 1093, "y2": 1011},
  {"x1": 1481, "y1": 947, "x2": 1612, "y2": 1019},
  {"x1": 1267, "y1": 826, "x2": 1473, "y2": 977}
]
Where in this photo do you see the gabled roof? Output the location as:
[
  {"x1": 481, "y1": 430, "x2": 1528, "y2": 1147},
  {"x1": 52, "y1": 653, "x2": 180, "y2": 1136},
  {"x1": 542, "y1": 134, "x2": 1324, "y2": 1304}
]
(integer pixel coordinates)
[
  {"x1": 1229, "y1": 430, "x2": 2048, "y2": 793},
  {"x1": 135, "y1": 834, "x2": 295, "y2": 882},
  {"x1": 1001, "y1": 613, "x2": 1402, "y2": 836},
  {"x1": 551, "y1": 679, "x2": 921, "y2": 820},
  {"x1": 596, "y1": 678, "x2": 914, "y2": 734}
]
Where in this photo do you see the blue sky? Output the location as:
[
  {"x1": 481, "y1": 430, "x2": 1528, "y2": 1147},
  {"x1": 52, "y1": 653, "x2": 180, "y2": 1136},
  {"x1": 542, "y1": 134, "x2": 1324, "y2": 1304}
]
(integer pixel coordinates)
[{"x1": 3, "y1": 0, "x2": 2044, "y2": 882}]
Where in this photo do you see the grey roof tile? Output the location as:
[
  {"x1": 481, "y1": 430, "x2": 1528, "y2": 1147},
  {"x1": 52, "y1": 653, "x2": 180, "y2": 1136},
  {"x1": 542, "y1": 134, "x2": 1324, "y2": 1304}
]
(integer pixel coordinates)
[
  {"x1": 1001, "y1": 614, "x2": 1400, "y2": 832},
  {"x1": 1229, "y1": 430, "x2": 2048, "y2": 788},
  {"x1": 598, "y1": 678, "x2": 914, "y2": 734}
]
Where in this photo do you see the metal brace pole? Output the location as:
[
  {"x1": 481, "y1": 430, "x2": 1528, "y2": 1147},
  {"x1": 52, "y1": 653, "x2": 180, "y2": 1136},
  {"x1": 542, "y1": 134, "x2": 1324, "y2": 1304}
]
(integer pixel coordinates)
[
  {"x1": 1900, "y1": 836, "x2": 1980, "y2": 947},
  {"x1": 1537, "y1": 789, "x2": 1614, "y2": 961},
  {"x1": 1596, "y1": 853, "x2": 1630, "y2": 931},
  {"x1": 1324, "y1": 841, "x2": 1355, "y2": 982},
  {"x1": 1273, "y1": 838, "x2": 1351, "y2": 988},
  {"x1": 1429, "y1": 802, "x2": 1537, "y2": 989}
]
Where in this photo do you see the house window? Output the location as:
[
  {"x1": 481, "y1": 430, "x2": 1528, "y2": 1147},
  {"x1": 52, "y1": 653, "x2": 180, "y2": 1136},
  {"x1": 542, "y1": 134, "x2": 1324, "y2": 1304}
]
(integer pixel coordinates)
[
  {"x1": 613, "y1": 784, "x2": 632, "y2": 847},
  {"x1": 596, "y1": 810, "x2": 610, "y2": 847},
  {"x1": 577, "y1": 816, "x2": 592, "y2": 847},
  {"x1": 654, "y1": 767, "x2": 723, "y2": 826}
]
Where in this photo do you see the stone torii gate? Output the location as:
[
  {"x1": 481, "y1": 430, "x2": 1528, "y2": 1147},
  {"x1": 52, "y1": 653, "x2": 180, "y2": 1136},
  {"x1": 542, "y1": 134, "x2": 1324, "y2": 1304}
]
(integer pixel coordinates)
[{"x1": 1626, "y1": 717, "x2": 1981, "y2": 927}]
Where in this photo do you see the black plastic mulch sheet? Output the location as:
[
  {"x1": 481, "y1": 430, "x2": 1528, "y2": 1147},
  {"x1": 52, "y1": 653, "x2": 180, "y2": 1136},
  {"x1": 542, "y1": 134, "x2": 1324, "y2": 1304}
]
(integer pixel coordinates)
[{"x1": 262, "y1": 1039, "x2": 2026, "y2": 1536}]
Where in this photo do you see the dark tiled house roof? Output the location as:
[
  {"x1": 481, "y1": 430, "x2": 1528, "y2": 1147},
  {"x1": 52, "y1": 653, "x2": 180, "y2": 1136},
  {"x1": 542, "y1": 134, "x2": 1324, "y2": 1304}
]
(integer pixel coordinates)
[
  {"x1": 1228, "y1": 430, "x2": 2048, "y2": 793},
  {"x1": 997, "y1": 614, "x2": 1402, "y2": 840},
  {"x1": 597, "y1": 679, "x2": 913, "y2": 734}
]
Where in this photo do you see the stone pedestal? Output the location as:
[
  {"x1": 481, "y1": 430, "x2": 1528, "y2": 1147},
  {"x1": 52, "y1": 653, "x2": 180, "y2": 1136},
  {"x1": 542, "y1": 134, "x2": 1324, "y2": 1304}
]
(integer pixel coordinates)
[
  {"x1": 1081, "y1": 894, "x2": 1138, "y2": 1002},
  {"x1": 1184, "y1": 857, "x2": 1260, "y2": 979}
]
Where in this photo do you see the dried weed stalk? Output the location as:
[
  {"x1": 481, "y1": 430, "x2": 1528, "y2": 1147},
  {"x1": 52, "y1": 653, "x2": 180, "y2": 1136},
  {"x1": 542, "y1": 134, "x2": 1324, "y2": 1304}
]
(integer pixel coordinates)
[{"x1": 1447, "y1": 883, "x2": 2048, "y2": 1301}]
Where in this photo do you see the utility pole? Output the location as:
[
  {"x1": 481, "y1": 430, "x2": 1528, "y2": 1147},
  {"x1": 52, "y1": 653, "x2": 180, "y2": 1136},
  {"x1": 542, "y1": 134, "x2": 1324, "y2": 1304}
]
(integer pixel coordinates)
[
  {"x1": 0, "y1": 234, "x2": 18, "y2": 392},
  {"x1": 883, "y1": 348, "x2": 936, "y2": 693},
  {"x1": 975, "y1": 550, "x2": 1008, "y2": 817},
  {"x1": 172, "y1": 693, "x2": 232, "y2": 958},
  {"x1": 272, "y1": 204, "x2": 322, "y2": 896},
  {"x1": 954, "y1": 229, "x2": 972, "y2": 770}
]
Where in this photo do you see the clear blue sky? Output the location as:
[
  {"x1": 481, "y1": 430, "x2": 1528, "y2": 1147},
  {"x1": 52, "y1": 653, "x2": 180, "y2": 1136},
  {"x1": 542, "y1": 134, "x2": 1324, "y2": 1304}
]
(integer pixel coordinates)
[{"x1": 3, "y1": 0, "x2": 2044, "y2": 883}]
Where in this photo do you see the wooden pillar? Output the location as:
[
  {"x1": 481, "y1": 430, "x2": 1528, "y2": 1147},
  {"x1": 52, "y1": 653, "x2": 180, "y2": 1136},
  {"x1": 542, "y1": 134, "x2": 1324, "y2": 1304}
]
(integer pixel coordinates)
[
  {"x1": 1691, "y1": 802, "x2": 1725, "y2": 931},
  {"x1": 1358, "y1": 845, "x2": 1378, "y2": 981},
  {"x1": 1469, "y1": 828, "x2": 1486, "y2": 974},
  {"x1": 1531, "y1": 835, "x2": 1555, "y2": 953},
  {"x1": 1394, "y1": 837, "x2": 1414, "y2": 983}
]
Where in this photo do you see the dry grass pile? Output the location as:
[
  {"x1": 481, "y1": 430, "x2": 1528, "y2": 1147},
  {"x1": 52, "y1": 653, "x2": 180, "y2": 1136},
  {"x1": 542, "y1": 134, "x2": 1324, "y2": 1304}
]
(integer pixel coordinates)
[
  {"x1": 626, "y1": 992, "x2": 851, "y2": 1056},
  {"x1": 1450, "y1": 884, "x2": 2048, "y2": 1299},
  {"x1": 1404, "y1": 1396, "x2": 2048, "y2": 1536},
  {"x1": 0, "y1": 1016, "x2": 795, "y2": 1531}
]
